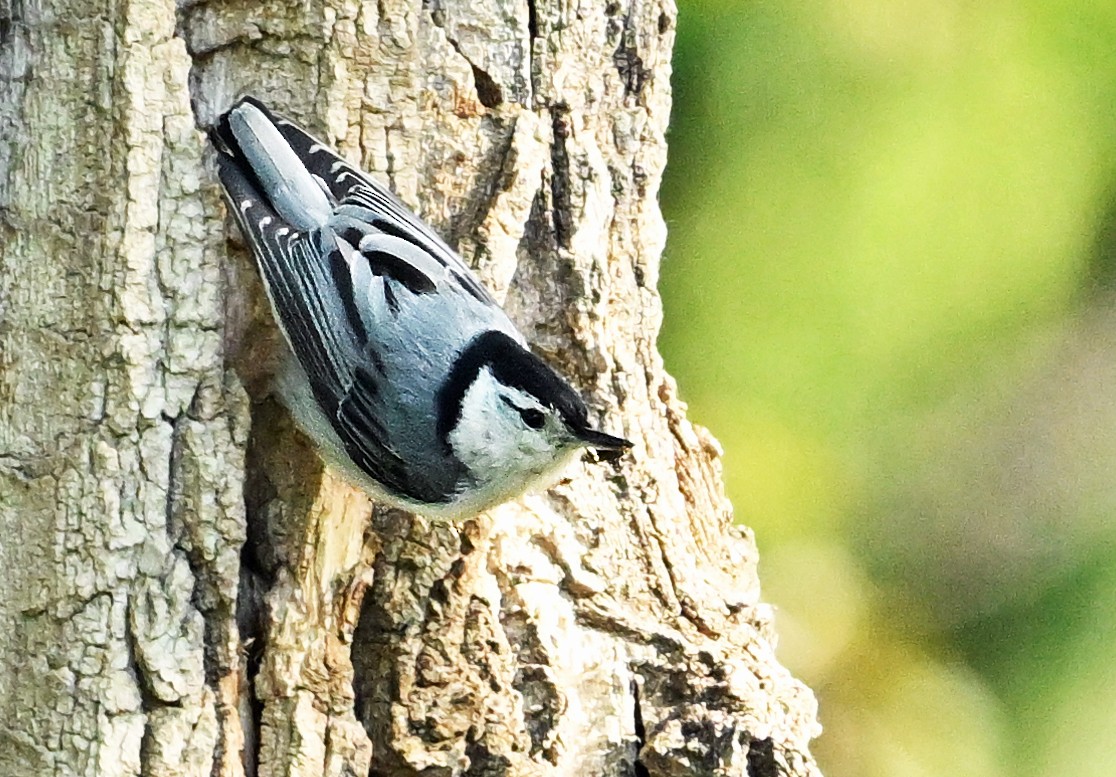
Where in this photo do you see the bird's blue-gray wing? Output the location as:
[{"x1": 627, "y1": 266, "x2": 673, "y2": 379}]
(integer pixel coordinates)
[
  {"x1": 238, "y1": 97, "x2": 499, "y2": 309},
  {"x1": 215, "y1": 149, "x2": 432, "y2": 501}
]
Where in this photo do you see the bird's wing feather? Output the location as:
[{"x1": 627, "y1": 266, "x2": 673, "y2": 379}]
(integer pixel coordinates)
[
  {"x1": 216, "y1": 150, "x2": 429, "y2": 500},
  {"x1": 216, "y1": 154, "x2": 354, "y2": 389},
  {"x1": 235, "y1": 96, "x2": 500, "y2": 308},
  {"x1": 341, "y1": 185, "x2": 497, "y2": 306}
]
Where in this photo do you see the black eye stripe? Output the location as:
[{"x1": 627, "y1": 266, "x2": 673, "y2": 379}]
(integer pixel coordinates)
[
  {"x1": 520, "y1": 408, "x2": 545, "y2": 429},
  {"x1": 500, "y1": 396, "x2": 546, "y2": 429}
]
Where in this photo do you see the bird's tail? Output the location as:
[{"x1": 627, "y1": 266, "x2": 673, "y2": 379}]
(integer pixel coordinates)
[{"x1": 211, "y1": 97, "x2": 333, "y2": 231}]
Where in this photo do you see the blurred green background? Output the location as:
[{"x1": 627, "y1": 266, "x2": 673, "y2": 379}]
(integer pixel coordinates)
[{"x1": 659, "y1": 2, "x2": 1116, "y2": 775}]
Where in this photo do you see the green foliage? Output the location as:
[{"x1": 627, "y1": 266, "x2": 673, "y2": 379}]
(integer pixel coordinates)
[{"x1": 661, "y1": 2, "x2": 1116, "y2": 774}]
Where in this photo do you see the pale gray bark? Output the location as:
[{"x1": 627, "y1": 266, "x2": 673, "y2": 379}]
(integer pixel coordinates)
[{"x1": 0, "y1": 1, "x2": 822, "y2": 775}]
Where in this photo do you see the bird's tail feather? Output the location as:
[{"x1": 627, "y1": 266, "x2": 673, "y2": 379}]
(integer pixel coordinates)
[{"x1": 212, "y1": 97, "x2": 332, "y2": 231}]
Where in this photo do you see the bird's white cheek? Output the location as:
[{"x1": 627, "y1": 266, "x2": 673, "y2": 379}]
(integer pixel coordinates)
[
  {"x1": 514, "y1": 433, "x2": 559, "y2": 474},
  {"x1": 448, "y1": 372, "x2": 570, "y2": 488}
]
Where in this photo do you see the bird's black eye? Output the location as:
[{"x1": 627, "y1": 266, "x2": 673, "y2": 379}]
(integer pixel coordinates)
[
  {"x1": 500, "y1": 395, "x2": 547, "y2": 430},
  {"x1": 520, "y1": 408, "x2": 546, "y2": 430}
]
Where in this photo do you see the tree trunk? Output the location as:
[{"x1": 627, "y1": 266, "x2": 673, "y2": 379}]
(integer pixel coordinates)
[{"x1": 0, "y1": 0, "x2": 822, "y2": 775}]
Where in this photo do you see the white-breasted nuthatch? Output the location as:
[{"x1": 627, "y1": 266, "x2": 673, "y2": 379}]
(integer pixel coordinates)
[{"x1": 211, "y1": 97, "x2": 631, "y2": 519}]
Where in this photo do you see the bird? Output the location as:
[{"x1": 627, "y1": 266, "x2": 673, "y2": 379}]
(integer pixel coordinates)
[{"x1": 210, "y1": 96, "x2": 631, "y2": 520}]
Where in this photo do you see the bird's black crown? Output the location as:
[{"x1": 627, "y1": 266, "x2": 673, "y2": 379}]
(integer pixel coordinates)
[{"x1": 436, "y1": 331, "x2": 590, "y2": 445}]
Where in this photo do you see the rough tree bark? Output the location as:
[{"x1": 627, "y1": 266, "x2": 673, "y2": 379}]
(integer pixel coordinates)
[{"x1": 0, "y1": 0, "x2": 821, "y2": 775}]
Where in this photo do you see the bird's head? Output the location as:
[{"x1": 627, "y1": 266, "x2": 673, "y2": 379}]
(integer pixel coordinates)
[{"x1": 438, "y1": 331, "x2": 631, "y2": 496}]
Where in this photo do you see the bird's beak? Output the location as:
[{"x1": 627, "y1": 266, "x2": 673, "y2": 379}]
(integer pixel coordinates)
[{"x1": 574, "y1": 427, "x2": 633, "y2": 461}]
